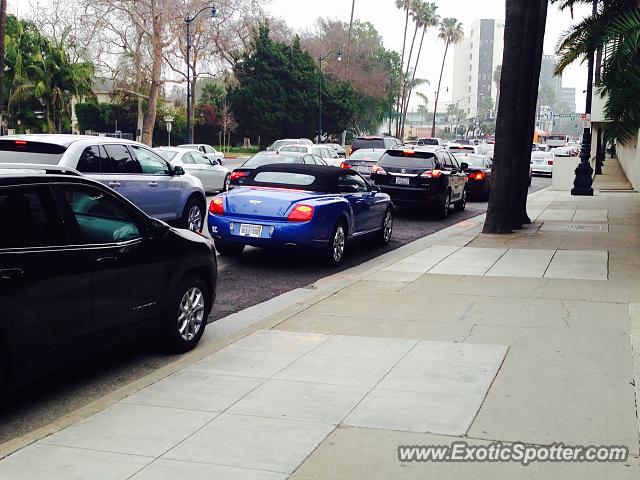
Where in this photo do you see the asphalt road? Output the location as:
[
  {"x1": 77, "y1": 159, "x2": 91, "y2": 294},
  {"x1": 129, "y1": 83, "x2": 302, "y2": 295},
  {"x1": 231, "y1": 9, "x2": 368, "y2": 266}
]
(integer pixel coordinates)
[{"x1": 0, "y1": 173, "x2": 551, "y2": 446}]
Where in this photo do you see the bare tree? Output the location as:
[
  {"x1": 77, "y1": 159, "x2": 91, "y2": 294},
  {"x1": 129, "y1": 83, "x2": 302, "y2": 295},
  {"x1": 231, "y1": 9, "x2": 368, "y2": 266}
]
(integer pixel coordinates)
[{"x1": 218, "y1": 100, "x2": 236, "y2": 152}]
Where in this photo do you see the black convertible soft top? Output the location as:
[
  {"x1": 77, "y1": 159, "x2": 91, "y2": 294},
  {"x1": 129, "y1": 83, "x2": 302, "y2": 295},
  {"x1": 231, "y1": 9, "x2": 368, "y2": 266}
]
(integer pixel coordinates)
[{"x1": 245, "y1": 163, "x2": 350, "y2": 193}]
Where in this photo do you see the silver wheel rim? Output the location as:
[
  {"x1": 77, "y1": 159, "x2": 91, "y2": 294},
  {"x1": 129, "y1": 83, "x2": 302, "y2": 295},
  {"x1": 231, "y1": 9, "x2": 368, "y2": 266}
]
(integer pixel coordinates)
[
  {"x1": 178, "y1": 286, "x2": 205, "y2": 341},
  {"x1": 383, "y1": 211, "x2": 393, "y2": 242},
  {"x1": 333, "y1": 226, "x2": 345, "y2": 262},
  {"x1": 444, "y1": 194, "x2": 450, "y2": 216},
  {"x1": 188, "y1": 205, "x2": 203, "y2": 231},
  {"x1": 461, "y1": 190, "x2": 466, "y2": 208}
]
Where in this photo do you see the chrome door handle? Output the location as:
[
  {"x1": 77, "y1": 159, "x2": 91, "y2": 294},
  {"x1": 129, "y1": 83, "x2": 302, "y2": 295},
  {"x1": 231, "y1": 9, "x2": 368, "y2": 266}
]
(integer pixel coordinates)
[
  {"x1": 0, "y1": 268, "x2": 23, "y2": 280},
  {"x1": 108, "y1": 181, "x2": 121, "y2": 188},
  {"x1": 95, "y1": 256, "x2": 118, "y2": 265},
  {"x1": 148, "y1": 182, "x2": 159, "y2": 187}
]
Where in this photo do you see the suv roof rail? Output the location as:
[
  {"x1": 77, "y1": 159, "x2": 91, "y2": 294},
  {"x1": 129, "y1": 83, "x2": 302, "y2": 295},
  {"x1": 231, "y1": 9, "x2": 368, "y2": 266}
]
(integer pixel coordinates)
[{"x1": 0, "y1": 163, "x2": 82, "y2": 176}]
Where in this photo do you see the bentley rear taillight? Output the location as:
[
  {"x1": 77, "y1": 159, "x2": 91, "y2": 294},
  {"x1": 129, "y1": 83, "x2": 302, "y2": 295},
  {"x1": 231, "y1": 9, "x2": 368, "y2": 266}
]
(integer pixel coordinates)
[
  {"x1": 287, "y1": 204, "x2": 314, "y2": 222},
  {"x1": 209, "y1": 197, "x2": 224, "y2": 215}
]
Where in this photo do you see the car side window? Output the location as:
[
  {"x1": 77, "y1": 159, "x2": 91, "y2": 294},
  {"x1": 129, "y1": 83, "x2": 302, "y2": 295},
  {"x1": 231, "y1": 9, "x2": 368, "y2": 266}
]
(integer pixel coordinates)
[
  {"x1": 314, "y1": 155, "x2": 328, "y2": 165},
  {"x1": 60, "y1": 186, "x2": 142, "y2": 244},
  {"x1": 441, "y1": 153, "x2": 454, "y2": 170},
  {"x1": 0, "y1": 187, "x2": 65, "y2": 249},
  {"x1": 102, "y1": 144, "x2": 141, "y2": 174},
  {"x1": 182, "y1": 152, "x2": 196, "y2": 164},
  {"x1": 193, "y1": 152, "x2": 212, "y2": 166},
  {"x1": 338, "y1": 173, "x2": 368, "y2": 193},
  {"x1": 204, "y1": 145, "x2": 214, "y2": 154},
  {"x1": 77, "y1": 145, "x2": 102, "y2": 173},
  {"x1": 303, "y1": 155, "x2": 316, "y2": 165},
  {"x1": 449, "y1": 154, "x2": 460, "y2": 170},
  {"x1": 129, "y1": 145, "x2": 172, "y2": 175}
]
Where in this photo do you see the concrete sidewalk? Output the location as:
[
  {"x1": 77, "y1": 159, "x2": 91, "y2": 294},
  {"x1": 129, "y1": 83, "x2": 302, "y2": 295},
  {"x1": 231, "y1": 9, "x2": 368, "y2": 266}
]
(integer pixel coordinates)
[{"x1": 1, "y1": 185, "x2": 640, "y2": 479}]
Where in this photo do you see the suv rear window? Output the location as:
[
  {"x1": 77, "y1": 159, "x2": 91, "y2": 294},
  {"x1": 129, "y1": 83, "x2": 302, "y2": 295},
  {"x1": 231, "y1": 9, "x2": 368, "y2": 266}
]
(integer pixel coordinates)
[
  {"x1": 379, "y1": 150, "x2": 437, "y2": 169},
  {"x1": 352, "y1": 138, "x2": 385, "y2": 150},
  {"x1": 0, "y1": 140, "x2": 67, "y2": 165},
  {"x1": 418, "y1": 138, "x2": 439, "y2": 146}
]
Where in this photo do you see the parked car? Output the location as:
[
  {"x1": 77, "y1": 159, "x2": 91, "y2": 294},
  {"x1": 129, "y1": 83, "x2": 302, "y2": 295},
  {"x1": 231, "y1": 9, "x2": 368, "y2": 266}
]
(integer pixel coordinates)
[
  {"x1": 0, "y1": 135, "x2": 207, "y2": 232},
  {"x1": 156, "y1": 147, "x2": 230, "y2": 193},
  {"x1": 229, "y1": 151, "x2": 327, "y2": 188},
  {"x1": 451, "y1": 152, "x2": 493, "y2": 199},
  {"x1": 278, "y1": 144, "x2": 340, "y2": 167},
  {"x1": 0, "y1": 164, "x2": 217, "y2": 408},
  {"x1": 448, "y1": 143, "x2": 485, "y2": 154},
  {"x1": 267, "y1": 138, "x2": 313, "y2": 151},
  {"x1": 176, "y1": 144, "x2": 225, "y2": 164},
  {"x1": 340, "y1": 148, "x2": 387, "y2": 178},
  {"x1": 531, "y1": 151, "x2": 555, "y2": 175},
  {"x1": 208, "y1": 164, "x2": 393, "y2": 266},
  {"x1": 349, "y1": 136, "x2": 400, "y2": 156},
  {"x1": 550, "y1": 146, "x2": 573, "y2": 157},
  {"x1": 326, "y1": 143, "x2": 347, "y2": 158},
  {"x1": 370, "y1": 148, "x2": 468, "y2": 218}
]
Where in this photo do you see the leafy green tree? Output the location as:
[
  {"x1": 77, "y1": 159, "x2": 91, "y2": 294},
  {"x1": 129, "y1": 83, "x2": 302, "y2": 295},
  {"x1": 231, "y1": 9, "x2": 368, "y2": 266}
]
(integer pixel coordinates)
[{"x1": 230, "y1": 24, "x2": 320, "y2": 148}]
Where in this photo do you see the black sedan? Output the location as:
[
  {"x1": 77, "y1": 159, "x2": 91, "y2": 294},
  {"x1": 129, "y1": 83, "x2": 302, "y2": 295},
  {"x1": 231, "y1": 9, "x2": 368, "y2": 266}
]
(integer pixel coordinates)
[
  {"x1": 451, "y1": 152, "x2": 493, "y2": 199},
  {"x1": 0, "y1": 165, "x2": 217, "y2": 407},
  {"x1": 340, "y1": 148, "x2": 387, "y2": 178}
]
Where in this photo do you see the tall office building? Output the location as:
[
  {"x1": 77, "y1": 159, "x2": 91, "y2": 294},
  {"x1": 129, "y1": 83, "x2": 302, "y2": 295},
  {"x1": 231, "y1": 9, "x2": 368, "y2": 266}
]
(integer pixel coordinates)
[
  {"x1": 452, "y1": 19, "x2": 505, "y2": 120},
  {"x1": 539, "y1": 55, "x2": 563, "y2": 102}
]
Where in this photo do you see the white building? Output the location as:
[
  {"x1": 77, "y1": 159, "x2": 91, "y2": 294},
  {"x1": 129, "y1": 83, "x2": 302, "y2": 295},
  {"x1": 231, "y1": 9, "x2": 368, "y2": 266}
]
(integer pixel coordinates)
[{"x1": 452, "y1": 19, "x2": 505, "y2": 120}]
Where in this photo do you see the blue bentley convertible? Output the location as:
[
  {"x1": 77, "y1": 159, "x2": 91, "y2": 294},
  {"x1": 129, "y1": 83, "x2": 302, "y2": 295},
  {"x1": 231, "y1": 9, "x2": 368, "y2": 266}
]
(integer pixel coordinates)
[{"x1": 207, "y1": 164, "x2": 394, "y2": 265}]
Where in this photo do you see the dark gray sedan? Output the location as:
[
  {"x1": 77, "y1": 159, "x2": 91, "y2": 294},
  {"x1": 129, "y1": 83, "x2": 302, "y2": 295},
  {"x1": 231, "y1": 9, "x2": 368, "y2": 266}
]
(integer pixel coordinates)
[{"x1": 342, "y1": 148, "x2": 387, "y2": 178}]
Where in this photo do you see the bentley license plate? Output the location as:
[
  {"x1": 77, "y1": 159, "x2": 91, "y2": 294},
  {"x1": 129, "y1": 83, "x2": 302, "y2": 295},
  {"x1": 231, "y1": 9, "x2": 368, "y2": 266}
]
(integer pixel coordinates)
[{"x1": 239, "y1": 224, "x2": 263, "y2": 237}]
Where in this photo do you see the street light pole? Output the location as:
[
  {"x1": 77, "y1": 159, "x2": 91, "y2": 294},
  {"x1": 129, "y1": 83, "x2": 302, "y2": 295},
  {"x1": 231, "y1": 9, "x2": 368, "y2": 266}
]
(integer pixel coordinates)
[
  {"x1": 184, "y1": 5, "x2": 217, "y2": 144},
  {"x1": 572, "y1": 0, "x2": 597, "y2": 196},
  {"x1": 317, "y1": 49, "x2": 343, "y2": 144}
]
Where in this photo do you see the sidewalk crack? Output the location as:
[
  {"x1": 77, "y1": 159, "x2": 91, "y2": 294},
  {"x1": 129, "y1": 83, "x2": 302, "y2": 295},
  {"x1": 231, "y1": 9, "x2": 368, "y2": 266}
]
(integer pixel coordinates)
[
  {"x1": 560, "y1": 301, "x2": 571, "y2": 328},
  {"x1": 461, "y1": 323, "x2": 478, "y2": 343}
]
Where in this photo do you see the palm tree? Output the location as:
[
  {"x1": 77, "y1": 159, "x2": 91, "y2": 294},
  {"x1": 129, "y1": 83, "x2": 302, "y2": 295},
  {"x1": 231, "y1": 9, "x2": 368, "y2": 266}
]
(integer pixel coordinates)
[
  {"x1": 394, "y1": 0, "x2": 413, "y2": 134},
  {"x1": 416, "y1": 91, "x2": 429, "y2": 121},
  {"x1": 0, "y1": 0, "x2": 7, "y2": 135},
  {"x1": 553, "y1": 0, "x2": 640, "y2": 143},
  {"x1": 397, "y1": 0, "x2": 422, "y2": 138},
  {"x1": 431, "y1": 18, "x2": 463, "y2": 137},
  {"x1": 401, "y1": 2, "x2": 439, "y2": 139}
]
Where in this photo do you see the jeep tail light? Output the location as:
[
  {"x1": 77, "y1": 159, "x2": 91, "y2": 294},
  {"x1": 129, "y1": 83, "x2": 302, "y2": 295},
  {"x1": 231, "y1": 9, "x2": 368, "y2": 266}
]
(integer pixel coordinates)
[
  {"x1": 230, "y1": 170, "x2": 248, "y2": 181},
  {"x1": 468, "y1": 171, "x2": 486, "y2": 180},
  {"x1": 288, "y1": 204, "x2": 314, "y2": 222},
  {"x1": 421, "y1": 169, "x2": 442, "y2": 178},
  {"x1": 371, "y1": 165, "x2": 387, "y2": 175},
  {"x1": 209, "y1": 197, "x2": 224, "y2": 215}
]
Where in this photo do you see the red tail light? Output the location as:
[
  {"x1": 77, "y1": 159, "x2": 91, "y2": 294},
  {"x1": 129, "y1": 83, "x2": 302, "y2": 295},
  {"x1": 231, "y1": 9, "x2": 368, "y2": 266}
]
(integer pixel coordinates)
[
  {"x1": 15, "y1": 140, "x2": 27, "y2": 145},
  {"x1": 287, "y1": 204, "x2": 314, "y2": 222},
  {"x1": 421, "y1": 169, "x2": 442, "y2": 178},
  {"x1": 547, "y1": 160, "x2": 554, "y2": 165},
  {"x1": 230, "y1": 170, "x2": 248, "y2": 181},
  {"x1": 468, "y1": 171, "x2": 486, "y2": 180},
  {"x1": 371, "y1": 165, "x2": 387, "y2": 175},
  {"x1": 209, "y1": 197, "x2": 224, "y2": 215},
  {"x1": 340, "y1": 162, "x2": 352, "y2": 169}
]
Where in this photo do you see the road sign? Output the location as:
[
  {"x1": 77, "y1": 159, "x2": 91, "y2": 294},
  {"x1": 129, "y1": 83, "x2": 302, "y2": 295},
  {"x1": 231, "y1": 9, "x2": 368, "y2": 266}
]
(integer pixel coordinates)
[{"x1": 555, "y1": 113, "x2": 581, "y2": 119}]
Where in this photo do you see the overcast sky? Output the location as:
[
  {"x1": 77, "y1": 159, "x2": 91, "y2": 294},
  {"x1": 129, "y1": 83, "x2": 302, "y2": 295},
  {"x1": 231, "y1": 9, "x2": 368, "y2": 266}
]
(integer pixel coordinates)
[{"x1": 11, "y1": 0, "x2": 591, "y2": 111}]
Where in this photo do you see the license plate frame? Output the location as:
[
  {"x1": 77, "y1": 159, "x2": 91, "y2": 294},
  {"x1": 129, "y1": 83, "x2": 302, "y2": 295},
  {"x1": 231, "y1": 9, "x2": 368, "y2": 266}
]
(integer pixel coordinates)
[
  {"x1": 355, "y1": 166, "x2": 371, "y2": 174},
  {"x1": 395, "y1": 177, "x2": 411, "y2": 186},
  {"x1": 239, "y1": 223, "x2": 263, "y2": 237}
]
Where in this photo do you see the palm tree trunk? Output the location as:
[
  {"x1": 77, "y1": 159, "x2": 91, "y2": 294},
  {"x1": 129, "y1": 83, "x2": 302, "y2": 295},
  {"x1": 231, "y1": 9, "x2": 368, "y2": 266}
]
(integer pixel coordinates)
[
  {"x1": 399, "y1": 23, "x2": 419, "y2": 140},
  {"x1": 482, "y1": 0, "x2": 529, "y2": 234},
  {"x1": 402, "y1": 26, "x2": 427, "y2": 139},
  {"x1": 0, "y1": 0, "x2": 6, "y2": 135},
  {"x1": 431, "y1": 40, "x2": 450, "y2": 138},
  {"x1": 395, "y1": 8, "x2": 410, "y2": 137}
]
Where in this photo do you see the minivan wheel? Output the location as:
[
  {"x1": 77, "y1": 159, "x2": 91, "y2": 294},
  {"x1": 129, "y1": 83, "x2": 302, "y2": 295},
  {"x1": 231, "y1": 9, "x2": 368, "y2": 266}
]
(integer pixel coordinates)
[
  {"x1": 325, "y1": 222, "x2": 347, "y2": 266},
  {"x1": 439, "y1": 191, "x2": 451, "y2": 219},
  {"x1": 377, "y1": 208, "x2": 393, "y2": 245},
  {"x1": 163, "y1": 275, "x2": 210, "y2": 353},
  {"x1": 182, "y1": 197, "x2": 205, "y2": 232},
  {"x1": 214, "y1": 240, "x2": 245, "y2": 256},
  {"x1": 454, "y1": 189, "x2": 467, "y2": 212}
]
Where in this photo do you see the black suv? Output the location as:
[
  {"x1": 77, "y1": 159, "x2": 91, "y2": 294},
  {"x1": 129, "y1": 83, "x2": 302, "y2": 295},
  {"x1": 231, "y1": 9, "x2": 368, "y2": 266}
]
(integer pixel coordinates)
[
  {"x1": 349, "y1": 136, "x2": 400, "y2": 155},
  {"x1": 370, "y1": 149, "x2": 468, "y2": 218},
  {"x1": 0, "y1": 165, "x2": 217, "y2": 407}
]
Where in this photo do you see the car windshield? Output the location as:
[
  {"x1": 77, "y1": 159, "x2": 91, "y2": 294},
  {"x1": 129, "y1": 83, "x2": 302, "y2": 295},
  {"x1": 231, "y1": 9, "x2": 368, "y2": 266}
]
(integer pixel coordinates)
[
  {"x1": 452, "y1": 154, "x2": 487, "y2": 167},
  {"x1": 157, "y1": 150, "x2": 178, "y2": 161},
  {"x1": 0, "y1": 140, "x2": 67, "y2": 165},
  {"x1": 352, "y1": 138, "x2": 385, "y2": 149},
  {"x1": 280, "y1": 146, "x2": 308, "y2": 153},
  {"x1": 253, "y1": 171, "x2": 316, "y2": 186},
  {"x1": 243, "y1": 153, "x2": 300, "y2": 168},
  {"x1": 379, "y1": 150, "x2": 436, "y2": 168},
  {"x1": 348, "y1": 150, "x2": 385, "y2": 161}
]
